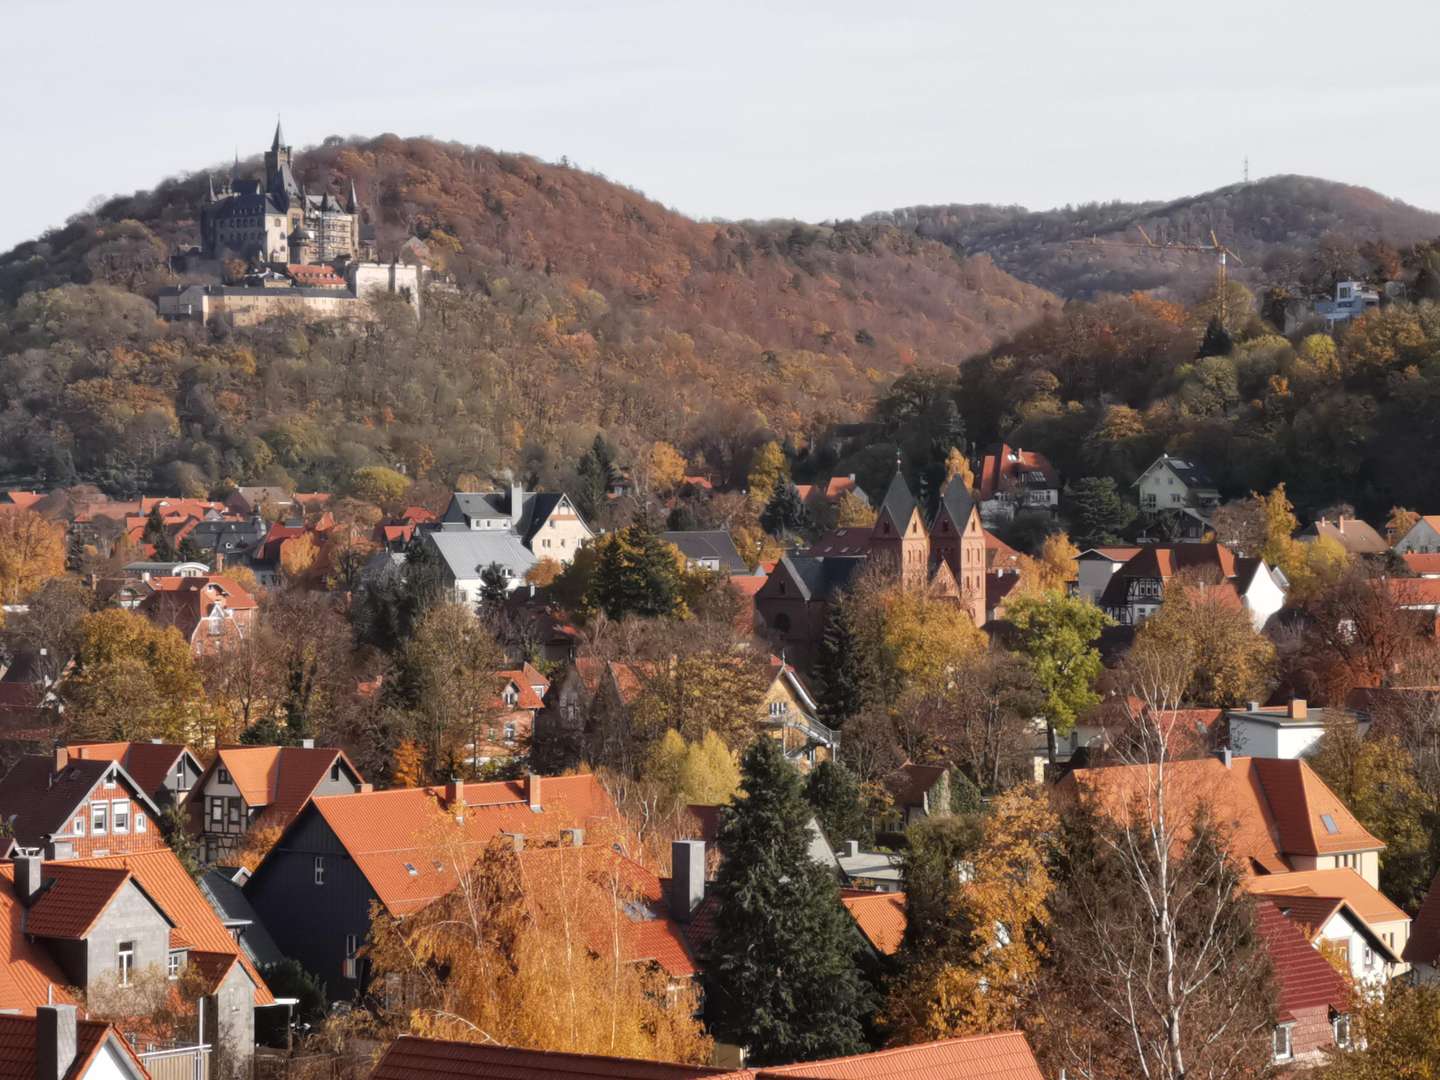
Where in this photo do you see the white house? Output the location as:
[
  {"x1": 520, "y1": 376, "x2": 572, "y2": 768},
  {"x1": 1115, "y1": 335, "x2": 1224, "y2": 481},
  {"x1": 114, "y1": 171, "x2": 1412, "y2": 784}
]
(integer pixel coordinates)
[
  {"x1": 440, "y1": 483, "x2": 593, "y2": 566},
  {"x1": 1394, "y1": 516, "x2": 1440, "y2": 555},
  {"x1": 1133, "y1": 454, "x2": 1220, "y2": 539},
  {"x1": 1315, "y1": 280, "x2": 1381, "y2": 328},
  {"x1": 1224, "y1": 698, "x2": 1366, "y2": 760}
]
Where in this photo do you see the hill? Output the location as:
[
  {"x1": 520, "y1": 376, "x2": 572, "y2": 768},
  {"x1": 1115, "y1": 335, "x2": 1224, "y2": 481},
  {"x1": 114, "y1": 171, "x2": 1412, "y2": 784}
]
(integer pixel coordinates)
[
  {"x1": 0, "y1": 134, "x2": 1057, "y2": 495},
  {"x1": 867, "y1": 175, "x2": 1440, "y2": 299}
]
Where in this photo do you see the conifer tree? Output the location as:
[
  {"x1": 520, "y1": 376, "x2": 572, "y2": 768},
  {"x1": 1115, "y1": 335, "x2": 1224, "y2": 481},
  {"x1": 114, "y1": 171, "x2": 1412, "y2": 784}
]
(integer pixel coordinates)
[
  {"x1": 706, "y1": 737, "x2": 871, "y2": 1063},
  {"x1": 760, "y1": 482, "x2": 812, "y2": 539},
  {"x1": 804, "y1": 759, "x2": 872, "y2": 847},
  {"x1": 1197, "y1": 315, "x2": 1233, "y2": 358},
  {"x1": 587, "y1": 520, "x2": 685, "y2": 620},
  {"x1": 814, "y1": 600, "x2": 871, "y2": 728}
]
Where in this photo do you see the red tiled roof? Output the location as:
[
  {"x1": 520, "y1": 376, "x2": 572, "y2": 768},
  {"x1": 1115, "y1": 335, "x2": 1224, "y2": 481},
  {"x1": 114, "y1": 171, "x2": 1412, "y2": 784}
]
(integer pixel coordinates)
[
  {"x1": 67, "y1": 743, "x2": 190, "y2": 801},
  {"x1": 0, "y1": 866, "x2": 78, "y2": 1012},
  {"x1": 306, "y1": 775, "x2": 619, "y2": 916},
  {"x1": 1402, "y1": 553, "x2": 1440, "y2": 576},
  {"x1": 0, "y1": 1014, "x2": 144, "y2": 1080},
  {"x1": 1404, "y1": 867, "x2": 1440, "y2": 967},
  {"x1": 841, "y1": 891, "x2": 906, "y2": 956},
  {"x1": 210, "y1": 745, "x2": 358, "y2": 828},
  {"x1": 70, "y1": 848, "x2": 272, "y2": 1005},
  {"x1": 26, "y1": 866, "x2": 139, "y2": 939},
  {"x1": 1389, "y1": 577, "x2": 1440, "y2": 607},
  {"x1": 370, "y1": 1036, "x2": 725, "y2": 1080},
  {"x1": 494, "y1": 672, "x2": 545, "y2": 711},
  {"x1": 755, "y1": 1031, "x2": 1045, "y2": 1079},
  {"x1": 1249, "y1": 759, "x2": 1383, "y2": 857},
  {"x1": 0, "y1": 757, "x2": 156, "y2": 852},
  {"x1": 139, "y1": 576, "x2": 256, "y2": 643},
  {"x1": 0, "y1": 492, "x2": 44, "y2": 510},
  {"x1": 400, "y1": 506, "x2": 437, "y2": 524},
  {"x1": 1255, "y1": 899, "x2": 1349, "y2": 1022},
  {"x1": 978, "y1": 443, "x2": 1057, "y2": 501}
]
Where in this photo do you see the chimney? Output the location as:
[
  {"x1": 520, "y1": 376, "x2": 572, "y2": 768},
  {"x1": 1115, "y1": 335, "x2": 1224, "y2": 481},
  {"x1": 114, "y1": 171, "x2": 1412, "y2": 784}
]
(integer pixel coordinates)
[
  {"x1": 1289, "y1": 698, "x2": 1307, "y2": 720},
  {"x1": 561, "y1": 827, "x2": 585, "y2": 847},
  {"x1": 36, "y1": 1005, "x2": 77, "y2": 1080},
  {"x1": 1247, "y1": 701, "x2": 1261, "y2": 713},
  {"x1": 509, "y1": 479, "x2": 524, "y2": 528},
  {"x1": 300, "y1": 738, "x2": 315, "y2": 749},
  {"x1": 669, "y1": 840, "x2": 705, "y2": 922},
  {"x1": 14, "y1": 856, "x2": 43, "y2": 906},
  {"x1": 1215, "y1": 747, "x2": 1233, "y2": 769},
  {"x1": 844, "y1": 840, "x2": 860, "y2": 858},
  {"x1": 526, "y1": 773, "x2": 542, "y2": 812},
  {"x1": 359, "y1": 783, "x2": 374, "y2": 794},
  {"x1": 509, "y1": 833, "x2": 525, "y2": 852},
  {"x1": 444, "y1": 779, "x2": 463, "y2": 821},
  {"x1": 52, "y1": 748, "x2": 67, "y2": 775}
]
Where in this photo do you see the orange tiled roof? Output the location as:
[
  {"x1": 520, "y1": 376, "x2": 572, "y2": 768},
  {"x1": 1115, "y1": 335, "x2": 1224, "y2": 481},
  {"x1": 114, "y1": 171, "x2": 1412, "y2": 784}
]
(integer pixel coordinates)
[
  {"x1": 306, "y1": 775, "x2": 619, "y2": 916},
  {"x1": 755, "y1": 1031, "x2": 1045, "y2": 1078},
  {"x1": 0, "y1": 866, "x2": 78, "y2": 1012},
  {"x1": 26, "y1": 866, "x2": 139, "y2": 939},
  {"x1": 841, "y1": 891, "x2": 906, "y2": 956},
  {"x1": 1402, "y1": 553, "x2": 1440, "y2": 576},
  {"x1": 211, "y1": 745, "x2": 358, "y2": 828},
  {"x1": 494, "y1": 672, "x2": 545, "y2": 711},
  {"x1": 70, "y1": 848, "x2": 272, "y2": 1005},
  {"x1": 0, "y1": 1014, "x2": 143, "y2": 1080},
  {"x1": 0, "y1": 492, "x2": 44, "y2": 510},
  {"x1": 1245, "y1": 869, "x2": 1409, "y2": 927}
]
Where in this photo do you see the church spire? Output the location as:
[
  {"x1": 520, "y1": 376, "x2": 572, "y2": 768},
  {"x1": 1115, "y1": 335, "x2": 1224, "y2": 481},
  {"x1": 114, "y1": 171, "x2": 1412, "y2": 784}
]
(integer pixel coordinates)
[
  {"x1": 272, "y1": 116, "x2": 285, "y2": 151},
  {"x1": 230, "y1": 149, "x2": 241, "y2": 182}
]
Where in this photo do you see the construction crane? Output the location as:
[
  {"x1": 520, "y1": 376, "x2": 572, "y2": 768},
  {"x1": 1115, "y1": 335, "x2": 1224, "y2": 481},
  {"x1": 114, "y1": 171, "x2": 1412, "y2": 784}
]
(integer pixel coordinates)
[{"x1": 1067, "y1": 225, "x2": 1244, "y2": 319}]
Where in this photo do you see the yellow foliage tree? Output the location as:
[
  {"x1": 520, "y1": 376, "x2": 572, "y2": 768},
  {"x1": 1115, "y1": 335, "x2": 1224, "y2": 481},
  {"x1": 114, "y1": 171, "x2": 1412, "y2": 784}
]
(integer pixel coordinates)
[
  {"x1": 279, "y1": 533, "x2": 318, "y2": 583},
  {"x1": 834, "y1": 491, "x2": 876, "y2": 527},
  {"x1": 1131, "y1": 576, "x2": 1276, "y2": 707},
  {"x1": 63, "y1": 609, "x2": 205, "y2": 743},
  {"x1": 883, "y1": 786, "x2": 1056, "y2": 1041},
  {"x1": 877, "y1": 586, "x2": 986, "y2": 696},
  {"x1": 366, "y1": 834, "x2": 711, "y2": 1063},
  {"x1": 350, "y1": 465, "x2": 412, "y2": 506},
  {"x1": 647, "y1": 441, "x2": 687, "y2": 493},
  {"x1": 391, "y1": 739, "x2": 426, "y2": 788},
  {"x1": 731, "y1": 524, "x2": 783, "y2": 570},
  {"x1": 0, "y1": 509, "x2": 67, "y2": 605},
  {"x1": 1386, "y1": 506, "x2": 1420, "y2": 545},
  {"x1": 647, "y1": 729, "x2": 742, "y2": 806},
  {"x1": 943, "y1": 448, "x2": 975, "y2": 492},
  {"x1": 526, "y1": 557, "x2": 563, "y2": 588},
  {"x1": 747, "y1": 441, "x2": 788, "y2": 508}
]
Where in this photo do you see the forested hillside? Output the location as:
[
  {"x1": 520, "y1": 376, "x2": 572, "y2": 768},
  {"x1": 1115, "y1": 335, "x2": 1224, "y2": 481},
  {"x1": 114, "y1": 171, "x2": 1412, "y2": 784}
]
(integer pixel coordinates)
[
  {"x1": 870, "y1": 175, "x2": 1440, "y2": 298},
  {"x1": 0, "y1": 135, "x2": 1056, "y2": 495}
]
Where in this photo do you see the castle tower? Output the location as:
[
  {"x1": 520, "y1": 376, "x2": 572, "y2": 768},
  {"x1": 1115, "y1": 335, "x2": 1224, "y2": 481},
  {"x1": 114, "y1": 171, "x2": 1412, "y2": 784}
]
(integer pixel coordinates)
[
  {"x1": 868, "y1": 460, "x2": 929, "y2": 589},
  {"x1": 264, "y1": 119, "x2": 292, "y2": 189},
  {"x1": 931, "y1": 475, "x2": 986, "y2": 627}
]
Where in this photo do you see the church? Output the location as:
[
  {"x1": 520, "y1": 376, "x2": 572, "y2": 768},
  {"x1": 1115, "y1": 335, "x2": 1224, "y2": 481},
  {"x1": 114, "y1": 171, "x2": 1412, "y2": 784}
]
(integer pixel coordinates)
[{"x1": 201, "y1": 121, "x2": 362, "y2": 265}]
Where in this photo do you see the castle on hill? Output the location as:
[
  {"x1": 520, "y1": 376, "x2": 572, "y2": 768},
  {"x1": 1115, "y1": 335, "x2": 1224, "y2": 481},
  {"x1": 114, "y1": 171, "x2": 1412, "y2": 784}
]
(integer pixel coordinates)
[{"x1": 201, "y1": 121, "x2": 365, "y2": 265}]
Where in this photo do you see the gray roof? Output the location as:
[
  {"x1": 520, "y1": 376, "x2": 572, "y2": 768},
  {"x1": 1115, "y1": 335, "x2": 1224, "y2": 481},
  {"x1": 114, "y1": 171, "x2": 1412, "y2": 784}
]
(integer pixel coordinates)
[
  {"x1": 188, "y1": 518, "x2": 266, "y2": 557},
  {"x1": 425, "y1": 529, "x2": 537, "y2": 582},
  {"x1": 444, "y1": 490, "x2": 580, "y2": 548},
  {"x1": 200, "y1": 869, "x2": 285, "y2": 968},
  {"x1": 778, "y1": 555, "x2": 864, "y2": 603},
  {"x1": 1157, "y1": 455, "x2": 1216, "y2": 490},
  {"x1": 661, "y1": 530, "x2": 748, "y2": 574},
  {"x1": 447, "y1": 492, "x2": 512, "y2": 523},
  {"x1": 876, "y1": 467, "x2": 917, "y2": 529},
  {"x1": 934, "y1": 474, "x2": 975, "y2": 528}
]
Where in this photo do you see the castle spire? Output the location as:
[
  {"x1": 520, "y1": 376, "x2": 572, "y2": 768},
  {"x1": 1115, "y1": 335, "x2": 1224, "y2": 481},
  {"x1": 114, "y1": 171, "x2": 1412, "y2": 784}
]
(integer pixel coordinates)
[
  {"x1": 230, "y1": 148, "x2": 241, "y2": 183},
  {"x1": 272, "y1": 116, "x2": 285, "y2": 151},
  {"x1": 207, "y1": 174, "x2": 216, "y2": 202},
  {"x1": 347, "y1": 179, "x2": 359, "y2": 213}
]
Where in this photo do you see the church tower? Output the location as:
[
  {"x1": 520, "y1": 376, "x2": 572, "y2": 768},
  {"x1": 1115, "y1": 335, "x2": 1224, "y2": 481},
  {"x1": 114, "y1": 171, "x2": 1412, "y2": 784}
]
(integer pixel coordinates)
[
  {"x1": 931, "y1": 475, "x2": 986, "y2": 627},
  {"x1": 264, "y1": 119, "x2": 292, "y2": 190},
  {"x1": 868, "y1": 460, "x2": 929, "y2": 589}
]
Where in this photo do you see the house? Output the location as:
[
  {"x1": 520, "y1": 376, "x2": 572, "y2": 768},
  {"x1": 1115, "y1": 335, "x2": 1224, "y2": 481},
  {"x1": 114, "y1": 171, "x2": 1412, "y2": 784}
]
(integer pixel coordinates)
[
  {"x1": 1405, "y1": 867, "x2": 1440, "y2": 980},
  {"x1": 184, "y1": 516, "x2": 266, "y2": 572},
  {"x1": 1297, "y1": 516, "x2": 1388, "y2": 557},
  {"x1": 885, "y1": 763, "x2": 951, "y2": 828},
  {"x1": 425, "y1": 528, "x2": 539, "y2": 601},
  {"x1": 759, "y1": 659, "x2": 838, "y2": 770},
  {"x1": 439, "y1": 483, "x2": 593, "y2": 566},
  {"x1": 368, "y1": 1030, "x2": 1045, "y2": 1080},
  {"x1": 193, "y1": 744, "x2": 363, "y2": 863},
  {"x1": 758, "y1": 470, "x2": 985, "y2": 666},
  {"x1": 840, "y1": 889, "x2": 906, "y2": 955},
  {"x1": 1391, "y1": 515, "x2": 1440, "y2": 555},
  {"x1": 470, "y1": 666, "x2": 550, "y2": 764},
  {"x1": 224, "y1": 487, "x2": 293, "y2": 518},
  {"x1": 0, "y1": 1007, "x2": 151, "y2": 1080},
  {"x1": 977, "y1": 443, "x2": 1059, "y2": 525},
  {"x1": 1097, "y1": 542, "x2": 1285, "y2": 630},
  {"x1": 137, "y1": 575, "x2": 257, "y2": 656},
  {"x1": 1256, "y1": 898, "x2": 1353, "y2": 1067},
  {"x1": 1133, "y1": 454, "x2": 1221, "y2": 537},
  {"x1": 64, "y1": 742, "x2": 205, "y2": 809},
  {"x1": 1222, "y1": 698, "x2": 1364, "y2": 760},
  {"x1": 1315, "y1": 279, "x2": 1381, "y2": 327},
  {"x1": 243, "y1": 774, "x2": 620, "y2": 996},
  {"x1": 794, "y1": 474, "x2": 871, "y2": 514},
  {"x1": 199, "y1": 866, "x2": 285, "y2": 970},
  {"x1": 1074, "y1": 546, "x2": 1141, "y2": 604},
  {"x1": 0, "y1": 751, "x2": 166, "y2": 860},
  {"x1": 1247, "y1": 870, "x2": 1408, "y2": 984},
  {"x1": 661, "y1": 530, "x2": 750, "y2": 574}
]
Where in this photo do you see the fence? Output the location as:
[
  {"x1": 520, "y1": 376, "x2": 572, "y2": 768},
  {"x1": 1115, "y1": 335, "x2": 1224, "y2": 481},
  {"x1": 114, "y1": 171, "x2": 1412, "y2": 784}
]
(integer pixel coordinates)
[{"x1": 135, "y1": 1043, "x2": 210, "y2": 1080}]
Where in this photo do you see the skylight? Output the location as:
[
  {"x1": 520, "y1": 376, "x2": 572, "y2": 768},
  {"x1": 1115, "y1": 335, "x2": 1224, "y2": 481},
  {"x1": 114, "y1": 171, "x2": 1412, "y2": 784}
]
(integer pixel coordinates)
[
  {"x1": 404, "y1": 862, "x2": 418, "y2": 875},
  {"x1": 1320, "y1": 814, "x2": 1339, "y2": 835}
]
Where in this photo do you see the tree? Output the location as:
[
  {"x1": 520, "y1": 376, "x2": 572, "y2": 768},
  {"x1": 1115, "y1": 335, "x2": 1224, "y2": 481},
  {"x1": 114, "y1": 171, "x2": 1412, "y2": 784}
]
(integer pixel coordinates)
[
  {"x1": 705, "y1": 737, "x2": 871, "y2": 1063},
  {"x1": 834, "y1": 491, "x2": 876, "y2": 527},
  {"x1": 805, "y1": 760, "x2": 872, "y2": 848},
  {"x1": 647, "y1": 729, "x2": 741, "y2": 806},
  {"x1": 366, "y1": 832, "x2": 711, "y2": 1062},
  {"x1": 12, "y1": 576, "x2": 91, "y2": 690},
  {"x1": 943, "y1": 447, "x2": 975, "y2": 492},
  {"x1": 760, "y1": 482, "x2": 812, "y2": 538},
  {"x1": 62, "y1": 609, "x2": 205, "y2": 743},
  {"x1": 525, "y1": 557, "x2": 563, "y2": 588},
  {"x1": 278, "y1": 532, "x2": 318, "y2": 583},
  {"x1": 928, "y1": 649, "x2": 1043, "y2": 793},
  {"x1": 160, "y1": 803, "x2": 203, "y2": 880},
  {"x1": 353, "y1": 535, "x2": 446, "y2": 651},
  {"x1": 141, "y1": 506, "x2": 177, "y2": 561},
  {"x1": 1006, "y1": 594, "x2": 1111, "y2": 748},
  {"x1": 350, "y1": 465, "x2": 412, "y2": 506},
  {"x1": 747, "y1": 441, "x2": 788, "y2": 508},
  {"x1": 813, "y1": 596, "x2": 883, "y2": 728},
  {"x1": 586, "y1": 522, "x2": 686, "y2": 621},
  {"x1": 478, "y1": 561, "x2": 510, "y2": 613},
  {"x1": 1307, "y1": 721, "x2": 1435, "y2": 910},
  {"x1": 1323, "y1": 979, "x2": 1440, "y2": 1079},
  {"x1": 883, "y1": 786, "x2": 1055, "y2": 1043},
  {"x1": 1196, "y1": 314, "x2": 1232, "y2": 358},
  {"x1": 1387, "y1": 506, "x2": 1421, "y2": 545},
  {"x1": 647, "y1": 441, "x2": 687, "y2": 493},
  {"x1": 0, "y1": 509, "x2": 67, "y2": 606},
  {"x1": 873, "y1": 583, "x2": 986, "y2": 699},
  {"x1": 1064, "y1": 477, "x2": 1135, "y2": 548},
  {"x1": 575, "y1": 437, "x2": 619, "y2": 521},
  {"x1": 1130, "y1": 577, "x2": 1275, "y2": 707}
]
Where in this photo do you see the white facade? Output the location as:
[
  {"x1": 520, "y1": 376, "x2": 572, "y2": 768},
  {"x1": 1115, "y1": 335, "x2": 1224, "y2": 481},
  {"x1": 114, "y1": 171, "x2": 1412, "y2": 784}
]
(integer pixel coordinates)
[
  {"x1": 1134, "y1": 455, "x2": 1219, "y2": 514},
  {"x1": 1395, "y1": 518, "x2": 1440, "y2": 554},
  {"x1": 349, "y1": 261, "x2": 423, "y2": 314},
  {"x1": 1227, "y1": 716, "x2": 1325, "y2": 760},
  {"x1": 1240, "y1": 563, "x2": 1287, "y2": 631}
]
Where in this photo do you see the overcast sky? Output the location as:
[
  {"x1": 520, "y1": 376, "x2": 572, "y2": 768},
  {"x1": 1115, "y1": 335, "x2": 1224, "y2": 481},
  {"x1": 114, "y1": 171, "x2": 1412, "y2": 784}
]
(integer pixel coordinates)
[{"x1": 5, "y1": 0, "x2": 1440, "y2": 251}]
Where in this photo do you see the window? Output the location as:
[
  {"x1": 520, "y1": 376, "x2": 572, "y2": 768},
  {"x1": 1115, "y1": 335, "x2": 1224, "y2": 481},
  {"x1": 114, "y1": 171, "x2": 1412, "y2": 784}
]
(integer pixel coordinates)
[
  {"x1": 404, "y1": 863, "x2": 418, "y2": 876},
  {"x1": 175, "y1": 760, "x2": 187, "y2": 786},
  {"x1": 117, "y1": 941, "x2": 135, "y2": 987},
  {"x1": 91, "y1": 803, "x2": 108, "y2": 836},
  {"x1": 1320, "y1": 814, "x2": 1339, "y2": 835},
  {"x1": 503, "y1": 722, "x2": 516, "y2": 742},
  {"x1": 345, "y1": 934, "x2": 358, "y2": 959},
  {"x1": 314, "y1": 856, "x2": 325, "y2": 885},
  {"x1": 217, "y1": 767, "x2": 231, "y2": 785},
  {"x1": 167, "y1": 952, "x2": 181, "y2": 980},
  {"x1": 1364, "y1": 946, "x2": 1374, "y2": 968},
  {"x1": 209, "y1": 798, "x2": 224, "y2": 826},
  {"x1": 111, "y1": 801, "x2": 130, "y2": 834},
  {"x1": 1273, "y1": 1024, "x2": 1292, "y2": 1063},
  {"x1": 135, "y1": 812, "x2": 147, "y2": 834},
  {"x1": 73, "y1": 815, "x2": 85, "y2": 837},
  {"x1": 1332, "y1": 1013, "x2": 1351, "y2": 1048},
  {"x1": 330, "y1": 762, "x2": 341, "y2": 782}
]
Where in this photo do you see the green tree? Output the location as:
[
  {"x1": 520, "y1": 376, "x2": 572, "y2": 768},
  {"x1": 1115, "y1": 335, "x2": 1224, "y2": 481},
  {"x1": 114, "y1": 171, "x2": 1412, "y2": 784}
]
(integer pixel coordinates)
[
  {"x1": 1196, "y1": 315, "x2": 1232, "y2": 358},
  {"x1": 141, "y1": 506, "x2": 178, "y2": 561},
  {"x1": 805, "y1": 760, "x2": 872, "y2": 848},
  {"x1": 706, "y1": 737, "x2": 871, "y2": 1063},
  {"x1": 478, "y1": 561, "x2": 510, "y2": 614},
  {"x1": 814, "y1": 599, "x2": 879, "y2": 728},
  {"x1": 350, "y1": 465, "x2": 412, "y2": 506},
  {"x1": 160, "y1": 802, "x2": 203, "y2": 880},
  {"x1": 586, "y1": 521, "x2": 686, "y2": 620},
  {"x1": 760, "y1": 483, "x2": 812, "y2": 538},
  {"x1": 1064, "y1": 476, "x2": 1136, "y2": 548},
  {"x1": 1006, "y1": 594, "x2": 1112, "y2": 752}
]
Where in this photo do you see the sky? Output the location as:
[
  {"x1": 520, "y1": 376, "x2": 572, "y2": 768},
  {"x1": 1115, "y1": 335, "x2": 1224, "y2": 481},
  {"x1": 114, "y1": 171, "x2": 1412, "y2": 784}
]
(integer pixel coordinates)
[{"x1": 5, "y1": 0, "x2": 1440, "y2": 251}]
